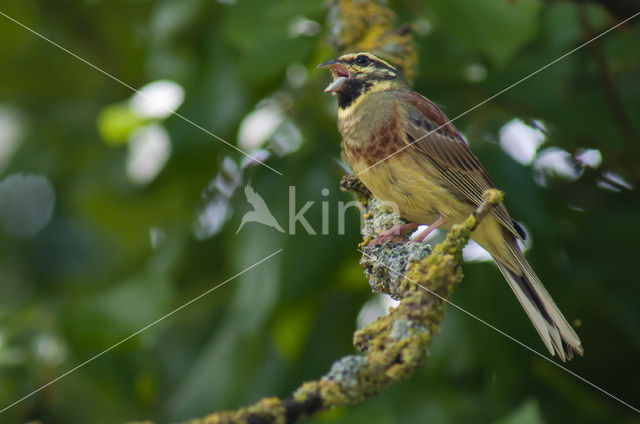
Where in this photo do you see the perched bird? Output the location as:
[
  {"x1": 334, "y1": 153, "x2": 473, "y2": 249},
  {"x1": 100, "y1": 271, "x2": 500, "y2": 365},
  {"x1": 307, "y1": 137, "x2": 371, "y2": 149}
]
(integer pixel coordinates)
[{"x1": 319, "y1": 52, "x2": 582, "y2": 361}]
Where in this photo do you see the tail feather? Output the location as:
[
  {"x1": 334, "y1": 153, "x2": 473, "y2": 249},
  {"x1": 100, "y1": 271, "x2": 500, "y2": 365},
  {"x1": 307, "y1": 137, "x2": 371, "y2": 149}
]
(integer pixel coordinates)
[{"x1": 494, "y1": 243, "x2": 582, "y2": 361}]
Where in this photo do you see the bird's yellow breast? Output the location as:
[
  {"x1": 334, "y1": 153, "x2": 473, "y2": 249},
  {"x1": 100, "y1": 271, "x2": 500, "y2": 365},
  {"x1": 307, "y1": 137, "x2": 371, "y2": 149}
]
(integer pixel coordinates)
[{"x1": 350, "y1": 151, "x2": 473, "y2": 228}]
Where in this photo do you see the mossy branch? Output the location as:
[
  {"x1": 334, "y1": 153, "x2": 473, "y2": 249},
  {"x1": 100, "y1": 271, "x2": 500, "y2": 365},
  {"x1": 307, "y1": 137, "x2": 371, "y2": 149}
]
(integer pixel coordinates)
[
  {"x1": 155, "y1": 184, "x2": 502, "y2": 424},
  {"x1": 129, "y1": 2, "x2": 504, "y2": 423}
]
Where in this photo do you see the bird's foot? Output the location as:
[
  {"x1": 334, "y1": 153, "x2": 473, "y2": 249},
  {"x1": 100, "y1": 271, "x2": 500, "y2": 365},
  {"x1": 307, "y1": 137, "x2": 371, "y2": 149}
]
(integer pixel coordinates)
[
  {"x1": 368, "y1": 222, "x2": 419, "y2": 246},
  {"x1": 413, "y1": 215, "x2": 445, "y2": 242}
]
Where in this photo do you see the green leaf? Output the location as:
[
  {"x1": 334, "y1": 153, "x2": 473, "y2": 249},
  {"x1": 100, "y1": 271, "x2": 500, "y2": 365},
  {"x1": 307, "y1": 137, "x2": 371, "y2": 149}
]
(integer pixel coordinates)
[
  {"x1": 96, "y1": 103, "x2": 148, "y2": 145},
  {"x1": 65, "y1": 273, "x2": 173, "y2": 347},
  {"x1": 221, "y1": 0, "x2": 324, "y2": 83},
  {"x1": 494, "y1": 399, "x2": 545, "y2": 424},
  {"x1": 271, "y1": 301, "x2": 314, "y2": 359},
  {"x1": 427, "y1": 0, "x2": 542, "y2": 65}
]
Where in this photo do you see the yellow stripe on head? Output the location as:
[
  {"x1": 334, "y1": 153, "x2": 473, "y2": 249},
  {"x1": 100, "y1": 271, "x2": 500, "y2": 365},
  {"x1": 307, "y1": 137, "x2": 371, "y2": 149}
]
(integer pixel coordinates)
[
  {"x1": 326, "y1": 51, "x2": 408, "y2": 110},
  {"x1": 338, "y1": 52, "x2": 398, "y2": 73}
]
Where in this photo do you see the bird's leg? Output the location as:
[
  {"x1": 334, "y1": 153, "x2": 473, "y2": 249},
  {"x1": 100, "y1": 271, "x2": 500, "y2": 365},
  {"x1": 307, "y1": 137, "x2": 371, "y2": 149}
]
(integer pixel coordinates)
[
  {"x1": 413, "y1": 215, "x2": 445, "y2": 242},
  {"x1": 368, "y1": 222, "x2": 419, "y2": 246}
]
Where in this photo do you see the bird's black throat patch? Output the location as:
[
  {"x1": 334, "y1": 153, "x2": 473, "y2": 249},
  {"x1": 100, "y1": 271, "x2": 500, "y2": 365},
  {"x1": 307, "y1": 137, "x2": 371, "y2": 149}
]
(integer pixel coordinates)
[{"x1": 337, "y1": 79, "x2": 373, "y2": 109}]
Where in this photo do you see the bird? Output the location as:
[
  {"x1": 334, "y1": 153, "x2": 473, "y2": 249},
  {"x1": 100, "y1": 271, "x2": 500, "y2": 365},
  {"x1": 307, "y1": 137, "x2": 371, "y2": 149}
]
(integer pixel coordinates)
[
  {"x1": 319, "y1": 51, "x2": 582, "y2": 361},
  {"x1": 236, "y1": 185, "x2": 285, "y2": 234}
]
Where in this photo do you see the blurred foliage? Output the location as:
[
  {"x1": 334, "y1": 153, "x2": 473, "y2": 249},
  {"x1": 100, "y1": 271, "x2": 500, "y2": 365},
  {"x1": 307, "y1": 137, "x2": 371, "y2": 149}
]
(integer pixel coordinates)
[{"x1": 0, "y1": 1, "x2": 639, "y2": 423}]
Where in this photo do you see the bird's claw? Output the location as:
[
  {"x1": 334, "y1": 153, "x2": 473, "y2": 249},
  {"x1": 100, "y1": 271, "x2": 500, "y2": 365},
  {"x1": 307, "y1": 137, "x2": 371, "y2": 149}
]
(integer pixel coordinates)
[{"x1": 367, "y1": 222, "x2": 419, "y2": 246}]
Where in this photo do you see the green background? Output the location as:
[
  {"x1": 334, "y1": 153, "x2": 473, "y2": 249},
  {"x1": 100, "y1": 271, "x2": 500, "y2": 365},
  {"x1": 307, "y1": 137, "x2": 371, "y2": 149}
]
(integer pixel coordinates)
[{"x1": 1, "y1": 0, "x2": 639, "y2": 423}]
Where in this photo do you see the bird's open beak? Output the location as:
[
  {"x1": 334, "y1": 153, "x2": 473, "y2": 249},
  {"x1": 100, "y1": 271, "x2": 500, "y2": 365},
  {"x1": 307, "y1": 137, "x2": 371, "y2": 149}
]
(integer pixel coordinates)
[{"x1": 317, "y1": 60, "x2": 350, "y2": 93}]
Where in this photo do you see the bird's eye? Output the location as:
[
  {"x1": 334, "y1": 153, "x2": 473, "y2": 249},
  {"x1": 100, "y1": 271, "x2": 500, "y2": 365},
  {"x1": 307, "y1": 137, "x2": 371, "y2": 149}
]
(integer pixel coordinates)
[{"x1": 355, "y1": 55, "x2": 370, "y2": 66}]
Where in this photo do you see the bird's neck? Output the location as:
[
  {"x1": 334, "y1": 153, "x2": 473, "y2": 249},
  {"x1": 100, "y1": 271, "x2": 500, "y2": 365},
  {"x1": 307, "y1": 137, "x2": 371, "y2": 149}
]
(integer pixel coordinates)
[
  {"x1": 337, "y1": 79, "x2": 408, "y2": 110},
  {"x1": 336, "y1": 79, "x2": 373, "y2": 110}
]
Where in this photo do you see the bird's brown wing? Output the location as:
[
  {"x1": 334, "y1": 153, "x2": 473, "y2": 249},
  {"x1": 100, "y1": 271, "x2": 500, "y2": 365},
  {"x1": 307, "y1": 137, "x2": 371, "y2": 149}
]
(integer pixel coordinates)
[{"x1": 398, "y1": 91, "x2": 522, "y2": 239}]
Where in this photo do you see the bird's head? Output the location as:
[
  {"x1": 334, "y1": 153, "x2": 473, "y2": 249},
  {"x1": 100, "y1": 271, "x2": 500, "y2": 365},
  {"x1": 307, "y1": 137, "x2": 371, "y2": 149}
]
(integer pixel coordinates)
[{"x1": 318, "y1": 52, "x2": 408, "y2": 109}]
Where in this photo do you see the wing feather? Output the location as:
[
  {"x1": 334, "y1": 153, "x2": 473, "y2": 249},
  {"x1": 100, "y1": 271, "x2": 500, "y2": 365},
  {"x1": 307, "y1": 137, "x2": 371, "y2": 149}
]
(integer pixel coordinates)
[{"x1": 398, "y1": 91, "x2": 521, "y2": 239}]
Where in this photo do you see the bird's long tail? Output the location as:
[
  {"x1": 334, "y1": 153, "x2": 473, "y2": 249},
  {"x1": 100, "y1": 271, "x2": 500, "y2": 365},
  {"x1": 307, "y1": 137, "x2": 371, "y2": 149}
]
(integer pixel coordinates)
[{"x1": 494, "y1": 242, "x2": 583, "y2": 362}]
